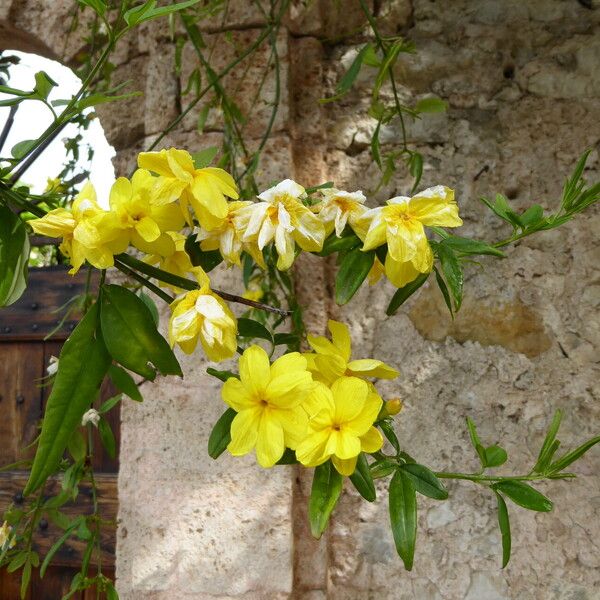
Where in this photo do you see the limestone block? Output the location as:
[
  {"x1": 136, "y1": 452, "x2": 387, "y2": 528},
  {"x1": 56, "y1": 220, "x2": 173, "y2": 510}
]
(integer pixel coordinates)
[
  {"x1": 116, "y1": 267, "x2": 295, "y2": 598},
  {"x1": 96, "y1": 56, "x2": 148, "y2": 150},
  {"x1": 179, "y1": 28, "x2": 289, "y2": 139},
  {"x1": 144, "y1": 42, "x2": 179, "y2": 136}
]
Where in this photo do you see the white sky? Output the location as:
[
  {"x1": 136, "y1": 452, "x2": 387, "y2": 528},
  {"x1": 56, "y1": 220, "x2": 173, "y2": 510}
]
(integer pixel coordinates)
[{"x1": 0, "y1": 50, "x2": 115, "y2": 205}]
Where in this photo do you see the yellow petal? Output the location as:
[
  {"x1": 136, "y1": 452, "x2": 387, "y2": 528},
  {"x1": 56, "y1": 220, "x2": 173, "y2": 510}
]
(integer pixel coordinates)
[
  {"x1": 313, "y1": 354, "x2": 346, "y2": 386},
  {"x1": 347, "y1": 359, "x2": 399, "y2": 379},
  {"x1": 328, "y1": 320, "x2": 352, "y2": 362},
  {"x1": 274, "y1": 405, "x2": 308, "y2": 450},
  {"x1": 109, "y1": 177, "x2": 132, "y2": 210},
  {"x1": 255, "y1": 414, "x2": 285, "y2": 467},
  {"x1": 302, "y1": 381, "x2": 334, "y2": 419},
  {"x1": 265, "y1": 371, "x2": 312, "y2": 408},
  {"x1": 135, "y1": 216, "x2": 161, "y2": 242},
  {"x1": 331, "y1": 377, "x2": 368, "y2": 424},
  {"x1": 239, "y1": 345, "x2": 271, "y2": 397},
  {"x1": 270, "y1": 352, "x2": 308, "y2": 380},
  {"x1": 296, "y1": 429, "x2": 332, "y2": 467},
  {"x1": 334, "y1": 431, "x2": 361, "y2": 459},
  {"x1": 138, "y1": 150, "x2": 175, "y2": 177},
  {"x1": 409, "y1": 186, "x2": 463, "y2": 227},
  {"x1": 344, "y1": 390, "x2": 382, "y2": 437},
  {"x1": 222, "y1": 377, "x2": 256, "y2": 411},
  {"x1": 384, "y1": 255, "x2": 424, "y2": 288},
  {"x1": 361, "y1": 208, "x2": 387, "y2": 251},
  {"x1": 332, "y1": 455, "x2": 358, "y2": 476},
  {"x1": 307, "y1": 334, "x2": 338, "y2": 357},
  {"x1": 131, "y1": 231, "x2": 176, "y2": 256},
  {"x1": 360, "y1": 427, "x2": 383, "y2": 453},
  {"x1": 151, "y1": 203, "x2": 186, "y2": 233},
  {"x1": 293, "y1": 207, "x2": 326, "y2": 252},
  {"x1": 29, "y1": 209, "x2": 75, "y2": 238},
  {"x1": 228, "y1": 408, "x2": 260, "y2": 456}
]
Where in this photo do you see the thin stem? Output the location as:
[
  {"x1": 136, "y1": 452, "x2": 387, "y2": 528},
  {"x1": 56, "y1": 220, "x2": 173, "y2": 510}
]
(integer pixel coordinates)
[
  {"x1": 0, "y1": 104, "x2": 18, "y2": 153},
  {"x1": 113, "y1": 258, "x2": 175, "y2": 304},
  {"x1": 116, "y1": 253, "x2": 291, "y2": 316},
  {"x1": 435, "y1": 471, "x2": 573, "y2": 483}
]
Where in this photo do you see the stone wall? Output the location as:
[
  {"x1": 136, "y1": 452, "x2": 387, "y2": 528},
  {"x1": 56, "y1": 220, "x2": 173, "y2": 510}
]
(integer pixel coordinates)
[{"x1": 1, "y1": 1, "x2": 599, "y2": 598}]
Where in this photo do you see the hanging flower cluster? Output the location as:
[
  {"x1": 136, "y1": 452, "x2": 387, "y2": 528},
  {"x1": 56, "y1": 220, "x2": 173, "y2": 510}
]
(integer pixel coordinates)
[
  {"x1": 29, "y1": 147, "x2": 462, "y2": 364},
  {"x1": 222, "y1": 320, "x2": 399, "y2": 475}
]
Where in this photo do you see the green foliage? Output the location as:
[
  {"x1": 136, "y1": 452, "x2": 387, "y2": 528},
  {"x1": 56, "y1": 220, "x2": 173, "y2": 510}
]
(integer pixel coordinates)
[
  {"x1": 108, "y1": 364, "x2": 143, "y2": 402},
  {"x1": 0, "y1": 205, "x2": 29, "y2": 307},
  {"x1": 349, "y1": 453, "x2": 377, "y2": 502},
  {"x1": 309, "y1": 461, "x2": 343, "y2": 539},
  {"x1": 385, "y1": 273, "x2": 429, "y2": 315},
  {"x1": 24, "y1": 304, "x2": 110, "y2": 495},
  {"x1": 335, "y1": 248, "x2": 375, "y2": 305},
  {"x1": 100, "y1": 284, "x2": 182, "y2": 380},
  {"x1": 389, "y1": 469, "x2": 417, "y2": 570},
  {"x1": 208, "y1": 408, "x2": 236, "y2": 459}
]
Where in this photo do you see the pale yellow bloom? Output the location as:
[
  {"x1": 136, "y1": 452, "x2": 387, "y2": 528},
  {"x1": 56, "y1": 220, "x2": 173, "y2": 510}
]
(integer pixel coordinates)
[
  {"x1": 0, "y1": 521, "x2": 16, "y2": 550},
  {"x1": 313, "y1": 188, "x2": 367, "y2": 238},
  {"x1": 296, "y1": 377, "x2": 383, "y2": 476},
  {"x1": 168, "y1": 268, "x2": 237, "y2": 361},
  {"x1": 29, "y1": 182, "x2": 128, "y2": 274},
  {"x1": 236, "y1": 179, "x2": 326, "y2": 271},
  {"x1": 367, "y1": 257, "x2": 385, "y2": 285},
  {"x1": 222, "y1": 345, "x2": 314, "y2": 467},
  {"x1": 109, "y1": 169, "x2": 185, "y2": 256},
  {"x1": 138, "y1": 148, "x2": 239, "y2": 231},
  {"x1": 145, "y1": 232, "x2": 193, "y2": 291},
  {"x1": 359, "y1": 186, "x2": 462, "y2": 287},
  {"x1": 196, "y1": 200, "x2": 265, "y2": 267},
  {"x1": 304, "y1": 320, "x2": 398, "y2": 387}
]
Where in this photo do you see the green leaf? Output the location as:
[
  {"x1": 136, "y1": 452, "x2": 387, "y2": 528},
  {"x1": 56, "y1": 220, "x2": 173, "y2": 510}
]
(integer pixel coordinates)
[
  {"x1": 484, "y1": 445, "x2": 508, "y2": 468},
  {"x1": 0, "y1": 205, "x2": 29, "y2": 307},
  {"x1": 549, "y1": 435, "x2": 600, "y2": 474},
  {"x1": 192, "y1": 146, "x2": 218, "y2": 169},
  {"x1": 98, "y1": 418, "x2": 116, "y2": 459},
  {"x1": 21, "y1": 559, "x2": 31, "y2": 600},
  {"x1": 409, "y1": 152, "x2": 423, "y2": 193},
  {"x1": 76, "y1": 91, "x2": 142, "y2": 110},
  {"x1": 67, "y1": 430, "x2": 86, "y2": 462},
  {"x1": 7, "y1": 552, "x2": 28, "y2": 573},
  {"x1": 276, "y1": 448, "x2": 298, "y2": 465},
  {"x1": 386, "y1": 272, "x2": 429, "y2": 316},
  {"x1": 371, "y1": 120, "x2": 382, "y2": 167},
  {"x1": 401, "y1": 463, "x2": 448, "y2": 500},
  {"x1": 379, "y1": 421, "x2": 400, "y2": 455},
  {"x1": 40, "y1": 517, "x2": 81, "y2": 577},
  {"x1": 208, "y1": 408, "x2": 236, "y2": 459},
  {"x1": 32, "y1": 71, "x2": 58, "y2": 100},
  {"x1": 436, "y1": 244, "x2": 463, "y2": 310},
  {"x1": 466, "y1": 417, "x2": 488, "y2": 467},
  {"x1": 138, "y1": 290, "x2": 159, "y2": 326},
  {"x1": 492, "y1": 481, "x2": 553, "y2": 512},
  {"x1": 11, "y1": 139, "x2": 36, "y2": 160},
  {"x1": 237, "y1": 317, "x2": 272, "y2": 342},
  {"x1": 495, "y1": 491, "x2": 511, "y2": 568},
  {"x1": 206, "y1": 367, "x2": 237, "y2": 382},
  {"x1": 309, "y1": 461, "x2": 343, "y2": 539},
  {"x1": 321, "y1": 43, "x2": 371, "y2": 103},
  {"x1": 124, "y1": 0, "x2": 156, "y2": 25},
  {"x1": 317, "y1": 231, "x2": 361, "y2": 256},
  {"x1": 100, "y1": 284, "x2": 182, "y2": 380},
  {"x1": 370, "y1": 459, "x2": 397, "y2": 479},
  {"x1": 133, "y1": 0, "x2": 202, "y2": 24},
  {"x1": 273, "y1": 332, "x2": 299, "y2": 347},
  {"x1": 533, "y1": 409, "x2": 562, "y2": 473},
  {"x1": 433, "y1": 266, "x2": 453, "y2": 317},
  {"x1": 414, "y1": 96, "x2": 447, "y2": 113},
  {"x1": 98, "y1": 394, "x2": 122, "y2": 415},
  {"x1": 197, "y1": 104, "x2": 211, "y2": 134},
  {"x1": 184, "y1": 235, "x2": 223, "y2": 272},
  {"x1": 520, "y1": 204, "x2": 544, "y2": 228},
  {"x1": 24, "y1": 304, "x2": 110, "y2": 495},
  {"x1": 335, "y1": 248, "x2": 375, "y2": 305},
  {"x1": 349, "y1": 453, "x2": 376, "y2": 502},
  {"x1": 389, "y1": 469, "x2": 417, "y2": 570},
  {"x1": 442, "y1": 236, "x2": 505, "y2": 258},
  {"x1": 108, "y1": 364, "x2": 143, "y2": 402},
  {"x1": 77, "y1": 0, "x2": 107, "y2": 16}
]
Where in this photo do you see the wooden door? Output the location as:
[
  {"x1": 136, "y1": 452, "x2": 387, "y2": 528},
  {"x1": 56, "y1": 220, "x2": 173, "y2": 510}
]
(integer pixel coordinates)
[{"x1": 0, "y1": 266, "x2": 119, "y2": 599}]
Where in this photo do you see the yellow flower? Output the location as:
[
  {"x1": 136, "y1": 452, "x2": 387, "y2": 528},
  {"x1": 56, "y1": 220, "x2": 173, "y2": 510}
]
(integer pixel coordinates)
[
  {"x1": 145, "y1": 232, "x2": 193, "y2": 290},
  {"x1": 109, "y1": 169, "x2": 185, "y2": 256},
  {"x1": 44, "y1": 177, "x2": 65, "y2": 193},
  {"x1": 296, "y1": 377, "x2": 383, "y2": 476},
  {"x1": 222, "y1": 345, "x2": 314, "y2": 467},
  {"x1": 313, "y1": 188, "x2": 367, "y2": 238},
  {"x1": 0, "y1": 520, "x2": 16, "y2": 550},
  {"x1": 138, "y1": 148, "x2": 239, "y2": 230},
  {"x1": 367, "y1": 256, "x2": 385, "y2": 285},
  {"x1": 236, "y1": 179, "x2": 326, "y2": 271},
  {"x1": 29, "y1": 182, "x2": 127, "y2": 274},
  {"x1": 168, "y1": 268, "x2": 237, "y2": 361},
  {"x1": 359, "y1": 186, "x2": 462, "y2": 287},
  {"x1": 196, "y1": 200, "x2": 265, "y2": 267},
  {"x1": 305, "y1": 320, "x2": 398, "y2": 386}
]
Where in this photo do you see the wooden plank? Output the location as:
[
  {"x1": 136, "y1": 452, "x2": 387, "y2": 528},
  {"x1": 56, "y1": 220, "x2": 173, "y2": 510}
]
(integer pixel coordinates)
[
  {"x1": 0, "y1": 266, "x2": 98, "y2": 342},
  {"x1": 0, "y1": 569, "x2": 31, "y2": 600},
  {"x1": 0, "y1": 472, "x2": 117, "y2": 568},
  {"x1": 0, "y1": 343, "x2": 44, "y2": 464}
]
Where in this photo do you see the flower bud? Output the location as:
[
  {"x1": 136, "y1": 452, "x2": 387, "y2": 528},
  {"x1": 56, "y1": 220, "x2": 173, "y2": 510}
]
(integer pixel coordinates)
[
  {"x1": 378, "y1": 398, "x2": 403, "y2": 419},
  {"x1": 81, "y1": 408, "x2": 101, "y2": 427}
]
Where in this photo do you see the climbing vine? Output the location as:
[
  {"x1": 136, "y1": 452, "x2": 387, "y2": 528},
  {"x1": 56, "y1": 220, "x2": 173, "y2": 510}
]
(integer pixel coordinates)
[{"x1": 0, "y1": 1, "x2": 599, "y2": 599}]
